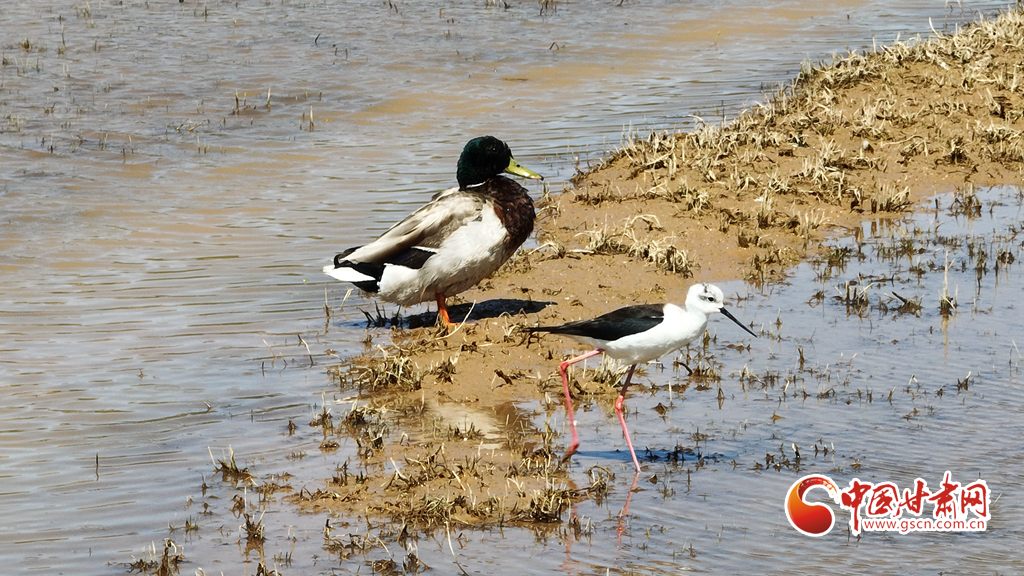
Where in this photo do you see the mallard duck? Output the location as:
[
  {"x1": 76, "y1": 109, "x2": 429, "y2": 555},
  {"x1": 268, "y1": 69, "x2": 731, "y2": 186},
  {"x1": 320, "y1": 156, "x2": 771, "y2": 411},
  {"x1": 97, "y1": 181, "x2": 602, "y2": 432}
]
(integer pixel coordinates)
[
  {"x1": 527, "y1": 283, "x2": 758, "y2": 471},
  {"x1": 323, "y1": 135, "x2": 543, "y2": 325}
]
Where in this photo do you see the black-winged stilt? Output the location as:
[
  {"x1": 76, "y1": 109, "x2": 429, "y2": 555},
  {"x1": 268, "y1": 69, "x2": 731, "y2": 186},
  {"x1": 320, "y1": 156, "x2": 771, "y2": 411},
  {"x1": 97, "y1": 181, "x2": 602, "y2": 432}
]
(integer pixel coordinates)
[{"x1": 528, "y1": 283, "x2": 757, "y2": 472}]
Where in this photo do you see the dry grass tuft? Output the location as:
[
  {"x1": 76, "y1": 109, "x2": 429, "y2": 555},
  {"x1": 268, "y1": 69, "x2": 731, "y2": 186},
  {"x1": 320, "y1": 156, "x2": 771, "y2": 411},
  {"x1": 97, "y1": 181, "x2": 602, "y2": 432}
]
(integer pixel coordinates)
[
  {"x1": 127, "y1": 539, "x2": 184, "y2": 576},
  {"x1": 575, "y1": 215, "x2": 694, "y2": 276},
  {"x1": 213, "y1": 446, "x2": 256, "y2": 486},
  {"x1": 950, "y1": 183, "x2": 982, "y2": 217},
  {"x1": 359, "y1": 346, "x2": 424, "y2": 392},
  {"x1": 870, "y1": 183, "x2": 912, "y2": 214}
]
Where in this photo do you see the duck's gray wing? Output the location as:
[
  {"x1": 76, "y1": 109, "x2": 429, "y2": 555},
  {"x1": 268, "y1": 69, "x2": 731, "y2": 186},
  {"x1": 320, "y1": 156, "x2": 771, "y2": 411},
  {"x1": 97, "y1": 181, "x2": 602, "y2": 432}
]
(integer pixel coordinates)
[{"x1": 339, "y1": 189, "x2": 488, "y2": 265}]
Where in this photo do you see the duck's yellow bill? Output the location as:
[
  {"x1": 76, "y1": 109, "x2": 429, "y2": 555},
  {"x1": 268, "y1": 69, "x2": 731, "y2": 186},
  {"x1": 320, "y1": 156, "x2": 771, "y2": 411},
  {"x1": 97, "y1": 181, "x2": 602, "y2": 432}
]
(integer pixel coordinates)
[{"x1": 505, "y1": 157, "x2": 543, "y2": 180}]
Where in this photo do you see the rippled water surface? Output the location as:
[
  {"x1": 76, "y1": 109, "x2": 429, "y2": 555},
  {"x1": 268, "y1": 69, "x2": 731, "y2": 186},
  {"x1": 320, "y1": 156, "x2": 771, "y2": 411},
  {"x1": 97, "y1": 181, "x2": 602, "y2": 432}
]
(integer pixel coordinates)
[{"x1": 0, "y1": 0, "x2": 1019, "y2": 573}]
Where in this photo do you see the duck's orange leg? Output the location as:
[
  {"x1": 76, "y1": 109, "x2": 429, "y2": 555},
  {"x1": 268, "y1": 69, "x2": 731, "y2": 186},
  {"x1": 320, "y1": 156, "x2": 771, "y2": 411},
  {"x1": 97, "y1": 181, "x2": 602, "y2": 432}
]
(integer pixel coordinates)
[{"x1": 435, "y1": 293, "x2": 452, "y2": 326}]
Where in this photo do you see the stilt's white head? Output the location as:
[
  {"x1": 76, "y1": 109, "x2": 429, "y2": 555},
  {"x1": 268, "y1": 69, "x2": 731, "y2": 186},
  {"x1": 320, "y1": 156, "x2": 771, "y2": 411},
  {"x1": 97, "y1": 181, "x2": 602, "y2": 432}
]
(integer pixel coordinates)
[{"x1": 686, "y1": 283, "x2": 757, "y2": 337}]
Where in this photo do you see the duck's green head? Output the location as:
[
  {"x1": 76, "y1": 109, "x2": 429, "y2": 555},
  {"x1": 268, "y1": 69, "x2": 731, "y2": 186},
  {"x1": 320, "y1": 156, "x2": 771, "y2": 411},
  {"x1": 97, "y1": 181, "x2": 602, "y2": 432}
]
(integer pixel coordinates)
[{"x1": 457, "y1": 136, "x2": 543, "y2": 189}]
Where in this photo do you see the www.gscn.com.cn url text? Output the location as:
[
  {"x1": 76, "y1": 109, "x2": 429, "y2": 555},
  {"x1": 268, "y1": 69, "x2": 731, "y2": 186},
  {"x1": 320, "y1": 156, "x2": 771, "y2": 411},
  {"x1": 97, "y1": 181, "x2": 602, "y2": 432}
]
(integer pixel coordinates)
[{"x1": 860, "y1": 517, "x2": 987, "y2": 534}]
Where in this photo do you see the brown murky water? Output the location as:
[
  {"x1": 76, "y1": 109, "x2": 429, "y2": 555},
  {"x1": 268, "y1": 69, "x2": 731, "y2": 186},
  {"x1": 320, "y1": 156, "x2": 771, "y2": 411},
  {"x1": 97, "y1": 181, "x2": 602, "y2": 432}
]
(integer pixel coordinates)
[{"x1": 0, "y1": 0, "x2": 1017, "y2": 573}]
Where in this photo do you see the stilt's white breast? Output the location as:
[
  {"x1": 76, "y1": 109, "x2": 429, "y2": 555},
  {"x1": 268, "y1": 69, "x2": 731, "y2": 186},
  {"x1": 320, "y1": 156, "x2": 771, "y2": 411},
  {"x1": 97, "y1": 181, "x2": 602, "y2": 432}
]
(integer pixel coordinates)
[{"x1": 601, "y1": 304, "x2": 708, "y2": 364}]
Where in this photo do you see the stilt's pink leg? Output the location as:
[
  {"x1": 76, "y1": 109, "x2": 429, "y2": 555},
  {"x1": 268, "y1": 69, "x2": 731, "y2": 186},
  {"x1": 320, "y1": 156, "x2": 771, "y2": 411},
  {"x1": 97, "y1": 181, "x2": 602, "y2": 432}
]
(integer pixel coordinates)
[
  {"x1": 615, "y1": 365, "x2": 642, "y2": 472},
  {"x1": 558, "y1": 349, "x2": 603, "y2": 463},
  {"x1": 617, "y1": 471, "x2": 641, "y2": 541}
]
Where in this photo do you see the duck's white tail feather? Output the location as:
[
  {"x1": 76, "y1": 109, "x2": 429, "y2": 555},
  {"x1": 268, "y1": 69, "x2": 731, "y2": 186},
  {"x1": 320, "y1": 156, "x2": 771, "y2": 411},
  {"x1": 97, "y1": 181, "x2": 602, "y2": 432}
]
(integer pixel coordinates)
[{"x1": 322, "y1": 264, "x2": 375, "y2": 283}]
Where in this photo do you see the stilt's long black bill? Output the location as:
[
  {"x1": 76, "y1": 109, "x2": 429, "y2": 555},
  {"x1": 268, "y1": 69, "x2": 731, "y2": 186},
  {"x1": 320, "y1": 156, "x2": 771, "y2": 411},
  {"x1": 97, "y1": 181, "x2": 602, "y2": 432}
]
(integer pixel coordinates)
[{"x1": 721, "y1": 307, "x2": 758, "y2": 337}]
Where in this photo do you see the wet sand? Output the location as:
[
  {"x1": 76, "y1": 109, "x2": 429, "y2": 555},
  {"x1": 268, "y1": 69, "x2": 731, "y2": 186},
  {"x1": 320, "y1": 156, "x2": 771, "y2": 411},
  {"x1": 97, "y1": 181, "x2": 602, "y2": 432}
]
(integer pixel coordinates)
[{"x1": 307, "y1": 8, "x2": 1024, "y2": 529}]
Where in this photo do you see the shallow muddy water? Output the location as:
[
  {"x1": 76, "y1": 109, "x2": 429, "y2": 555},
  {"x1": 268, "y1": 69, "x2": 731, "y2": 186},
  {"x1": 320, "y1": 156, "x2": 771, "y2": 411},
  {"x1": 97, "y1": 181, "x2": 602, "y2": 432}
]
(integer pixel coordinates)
[{"x1": 0, "y1": 0, "x2": 1019, "y2": 574}]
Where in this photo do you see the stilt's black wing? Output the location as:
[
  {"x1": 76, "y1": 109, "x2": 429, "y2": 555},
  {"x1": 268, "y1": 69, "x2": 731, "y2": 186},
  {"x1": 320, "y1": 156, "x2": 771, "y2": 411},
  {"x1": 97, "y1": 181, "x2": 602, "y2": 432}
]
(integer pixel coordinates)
[{"x1": 533, "y1": 304, "x2": 665, "y2": 342}]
